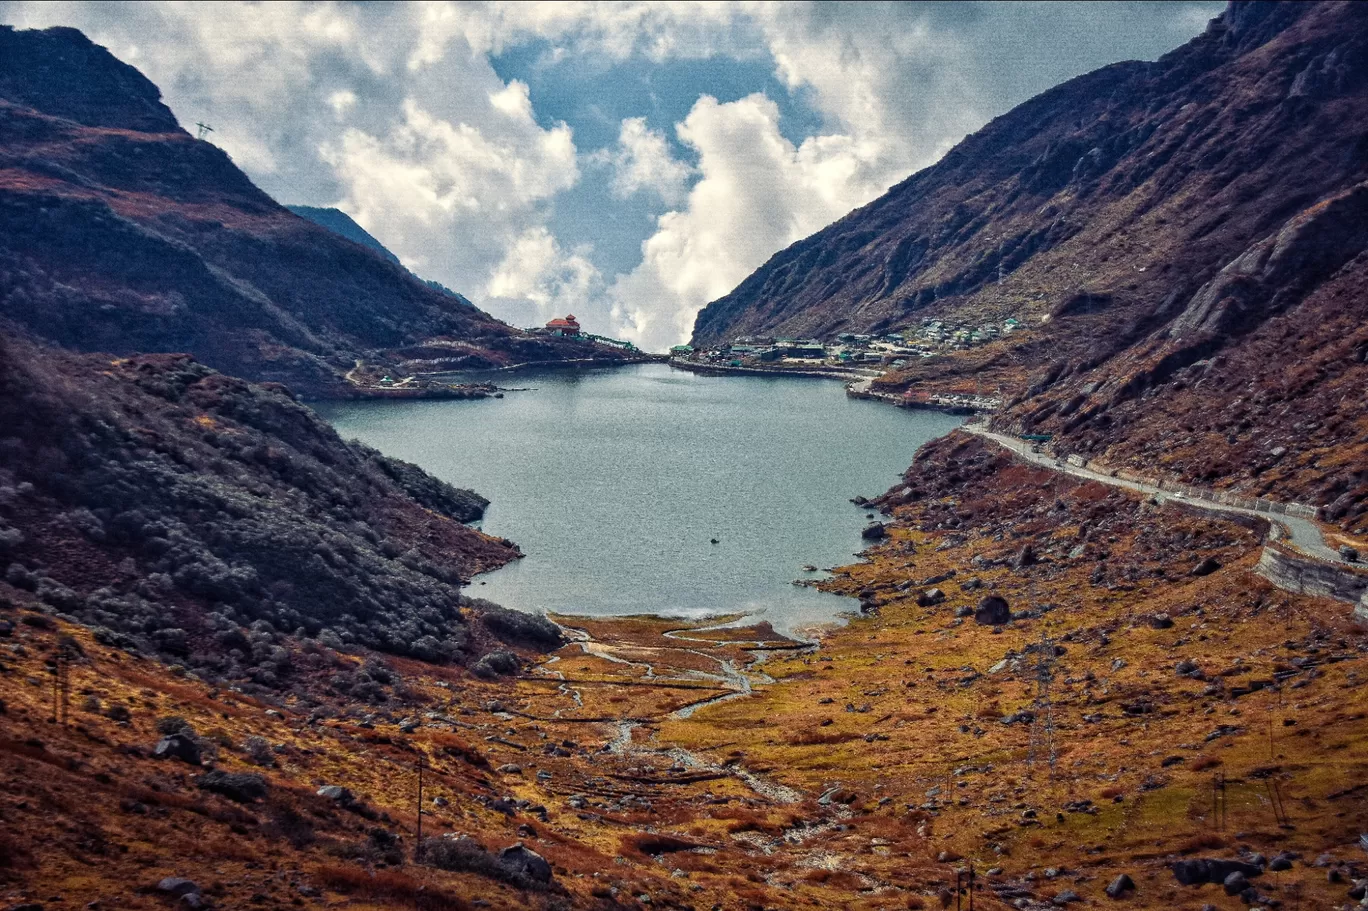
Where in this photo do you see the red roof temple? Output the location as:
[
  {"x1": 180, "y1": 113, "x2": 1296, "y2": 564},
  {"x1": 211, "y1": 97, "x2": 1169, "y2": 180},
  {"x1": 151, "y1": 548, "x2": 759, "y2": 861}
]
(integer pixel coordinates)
[{"x1": 545, "y1": 314, "x2": 581, "y2": 336}]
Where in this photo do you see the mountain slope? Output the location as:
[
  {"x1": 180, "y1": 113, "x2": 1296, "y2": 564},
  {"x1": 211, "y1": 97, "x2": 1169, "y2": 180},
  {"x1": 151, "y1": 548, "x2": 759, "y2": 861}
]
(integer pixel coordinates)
[
  {"x1": 286, "y1": 205, "x2": 403, "y2": 267},
  {"x1": 693, "y1": 0, "x2": 1368, "y2": 530},
  {"x1": 0, "y1": 26, "x2": 622, "y2": 394},
  {"x1": 0, "y1": 328, "x2": 557, "y2": 686}
]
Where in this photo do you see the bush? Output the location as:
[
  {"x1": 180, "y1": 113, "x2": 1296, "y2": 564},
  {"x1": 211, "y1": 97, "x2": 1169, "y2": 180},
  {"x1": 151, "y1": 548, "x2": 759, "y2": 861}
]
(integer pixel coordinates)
[
  {"x1": 104, "y1": 703, "x2": 132, "y2": 723},
  {"x1": 475, "y1": 604, "x2": 563, "y2": 650},
  {"x1": 155, "y1": 715, "x2": 194, "y2": 736},
  {"x1": 242, "y1": 735, "x2": 275, "y2": 767},
  {"x1": 418, "y1": 837, "x2": 543, "y2": 890}
]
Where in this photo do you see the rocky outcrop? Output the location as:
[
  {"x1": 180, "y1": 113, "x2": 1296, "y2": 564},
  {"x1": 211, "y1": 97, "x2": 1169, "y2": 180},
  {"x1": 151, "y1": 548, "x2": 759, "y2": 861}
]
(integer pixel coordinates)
[{"x1": 0, "y1": 333, "x2": 528, "y2": 683}]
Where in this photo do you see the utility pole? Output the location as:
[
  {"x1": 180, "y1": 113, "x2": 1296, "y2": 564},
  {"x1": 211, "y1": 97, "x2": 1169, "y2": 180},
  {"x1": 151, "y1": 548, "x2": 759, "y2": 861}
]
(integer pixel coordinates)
[
  {"x1": 48, "y1": 645, "x2": 72, "y2": 726},
  {"x1": 414, "y1": 750, "x2": 426, "y2": 862}
]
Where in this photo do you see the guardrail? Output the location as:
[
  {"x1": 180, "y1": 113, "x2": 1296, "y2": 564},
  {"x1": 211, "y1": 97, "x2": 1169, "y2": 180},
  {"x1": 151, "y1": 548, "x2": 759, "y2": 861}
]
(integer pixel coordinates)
[{"x1": 1084, "y1": 464, "x2": 1321, "y2": 520}]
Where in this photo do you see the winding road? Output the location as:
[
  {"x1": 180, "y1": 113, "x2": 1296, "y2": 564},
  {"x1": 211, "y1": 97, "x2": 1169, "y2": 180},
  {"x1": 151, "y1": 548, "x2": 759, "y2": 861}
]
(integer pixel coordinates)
[{"x1": 962, "y1": 424, "x2": 1350, "y2": 566}]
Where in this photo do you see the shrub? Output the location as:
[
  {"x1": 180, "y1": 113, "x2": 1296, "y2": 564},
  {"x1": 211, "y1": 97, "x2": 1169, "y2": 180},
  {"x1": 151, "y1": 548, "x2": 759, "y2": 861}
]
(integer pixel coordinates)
[
  {"x1": 242, "y1": 735, "x2": 275, "y2": 767},
  {"x1": 474, "y1": 604, "x2": 563, "y2": 650},
  {"x1": 418, "y1": 837, "x2": 542, "y2": 890},
  {"x1": 155, "y1": 715, "x2": 194, "y2": 736}
]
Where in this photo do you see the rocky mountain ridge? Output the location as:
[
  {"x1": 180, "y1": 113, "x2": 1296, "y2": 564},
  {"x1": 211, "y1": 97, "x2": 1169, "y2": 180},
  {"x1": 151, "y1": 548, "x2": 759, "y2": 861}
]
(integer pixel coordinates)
[
  {"x1": 0, "y1": 328, "x2": 556, "y2": 686},
  {"x1": 692, "y1": 1, "x2": 1368, "y2": 529},
  {"x1": 0, "y1": 25, "x2": 625, "y2": 396}
]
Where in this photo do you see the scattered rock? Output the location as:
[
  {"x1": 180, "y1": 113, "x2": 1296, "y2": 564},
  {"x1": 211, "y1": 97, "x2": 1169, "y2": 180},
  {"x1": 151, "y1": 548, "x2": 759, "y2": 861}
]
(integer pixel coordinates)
[
  {"x1": 317, "y1": 785, "x2": 355, "y2": 803},
  {"x1": 1104, "y1": 873, "x2": 1134, "y2": 898},
  {"x1": 1013, "y1": 545, "x2": 1037, "y2": 569},
  {"x1": 157, "y1": 878, "x2": 200, "y2": 898},
  {"x1": 1222, "y1": 871, "x2": 1249, "y2": 895},
  {"x1": 1148, "y1": 613, "x2": 1174, "y2": 629},
  {"x1": 1175, "y1": 659, "x2": 1202, "y2": 677},
  {"x1": 1052, "y1": 890, "x2": 1081, "y2": 905},
  {"x1": 499, "y1": 843, "x2": 553, "y2": 884},
  {"x1": 196, "y1": 771, "x2": 267, "y2": 803},
  {"x1": 818, "y1": 787, "x2": 858, "y2": 805},
  {"x1": 917, "y1": 588, "x2": 946, "y2": 607},
  {"x1": 497, "y1": 763, "x2": 523, "y2": 775},
  {"x1": 152, "y1": 733, "x2": 201, "y2": 766},
  {"x1": 1340, "y1": 545, "x2": 1359, "y2": 562},
  {"x1": 974, "y1": 595, "x2": 1011, "y2": 626},
  {"x1": 1190, "y1": 557, "x2": 1221, "y2": 577},
  {"x1": 1172, "y1": 858, "x2": 1263, "y2": 886},
  {"x1": 861, "y1": 523, "x2": 888, "y2": 541}
]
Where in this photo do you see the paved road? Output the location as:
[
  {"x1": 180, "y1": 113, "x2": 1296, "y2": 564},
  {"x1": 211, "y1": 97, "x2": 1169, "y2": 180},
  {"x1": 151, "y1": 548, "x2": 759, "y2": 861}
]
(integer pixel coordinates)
[{"x1": 963, "y1": 424, "x2": 1350, "y2": 566}]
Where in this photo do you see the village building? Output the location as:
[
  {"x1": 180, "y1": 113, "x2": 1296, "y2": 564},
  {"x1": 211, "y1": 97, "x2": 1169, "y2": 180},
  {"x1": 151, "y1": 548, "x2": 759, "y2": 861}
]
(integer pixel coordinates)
[{"x1": 545, "y1": 314, "x2": 581, "y2": 337}]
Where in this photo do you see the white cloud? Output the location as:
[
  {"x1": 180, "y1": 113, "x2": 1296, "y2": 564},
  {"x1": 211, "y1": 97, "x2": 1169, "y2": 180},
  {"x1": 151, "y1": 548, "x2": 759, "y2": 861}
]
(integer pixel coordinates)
[
  {"x1": 0, "y1": 0, "x2": 1222, "y2": 350},
  {"x1": 609, "y1": 92, "x2": 903, "y2": 350},
  {"x1": 487, "y1": 226, "x2": 601, "y2": 327},
  {"x1": 598, "y1": 117, "x2": 694, "y2": 206}
]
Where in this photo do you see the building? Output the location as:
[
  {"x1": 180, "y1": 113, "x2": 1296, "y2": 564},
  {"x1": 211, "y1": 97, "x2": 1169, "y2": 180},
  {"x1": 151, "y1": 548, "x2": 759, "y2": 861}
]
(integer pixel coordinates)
[{"x1": 545, "y1": 314, "x2": 581, "y2": 336}]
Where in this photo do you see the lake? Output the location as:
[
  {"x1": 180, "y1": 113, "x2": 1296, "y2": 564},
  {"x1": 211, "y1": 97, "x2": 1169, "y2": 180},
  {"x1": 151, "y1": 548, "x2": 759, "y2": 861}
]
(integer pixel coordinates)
[{"x1": 315, "y1": 363, "x2": 961, "y2": 636}]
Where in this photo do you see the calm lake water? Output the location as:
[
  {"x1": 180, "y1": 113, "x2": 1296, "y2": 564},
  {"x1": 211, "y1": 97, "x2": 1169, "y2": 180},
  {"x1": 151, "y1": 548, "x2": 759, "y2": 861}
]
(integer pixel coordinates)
[{"x1": 316, "y1": 364, "x2": 960, "y2": 635}]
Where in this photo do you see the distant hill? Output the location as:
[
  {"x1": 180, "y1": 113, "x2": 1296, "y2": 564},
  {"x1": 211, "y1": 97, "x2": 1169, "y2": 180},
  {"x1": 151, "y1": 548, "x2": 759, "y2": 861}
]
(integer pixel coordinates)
[
  {"x1": 287, "y1": 204, "x2": 482, "y2": 309},
  {"x1": 0, "y1": 26, "x2": 624, "y2": 394},
  {"x1": 285, "y1": 205, "x2": 403, "y2": 267},
  {"x1": 693, "y1": 0, "x2": 1368, "y2": 529}
]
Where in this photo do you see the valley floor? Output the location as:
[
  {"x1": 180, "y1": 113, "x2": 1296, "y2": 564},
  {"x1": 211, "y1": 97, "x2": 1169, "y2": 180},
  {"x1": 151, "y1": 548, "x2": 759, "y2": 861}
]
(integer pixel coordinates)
[{"x1": 3, "y1": 434, "x2": 1368, "y2": 911}]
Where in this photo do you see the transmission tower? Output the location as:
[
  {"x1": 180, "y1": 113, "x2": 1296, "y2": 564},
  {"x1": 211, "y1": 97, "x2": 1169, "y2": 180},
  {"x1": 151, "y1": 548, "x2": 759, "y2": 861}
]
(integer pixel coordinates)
[
  {"x1": 1027, "y1": 633, "x2": 1058, "y2": 780},
  {"x1": 195, "y1": 122, "x2": 215, "y2": 141}
]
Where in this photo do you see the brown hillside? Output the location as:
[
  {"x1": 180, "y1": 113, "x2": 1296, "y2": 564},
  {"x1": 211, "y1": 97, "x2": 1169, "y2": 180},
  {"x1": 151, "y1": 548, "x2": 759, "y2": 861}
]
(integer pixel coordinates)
[
  {"x1": 0, "y1": 26, "x2": 626, "y2": 395},
  {"x1": 691, "y1": 1, "x2": 1368, "y2": 527}
]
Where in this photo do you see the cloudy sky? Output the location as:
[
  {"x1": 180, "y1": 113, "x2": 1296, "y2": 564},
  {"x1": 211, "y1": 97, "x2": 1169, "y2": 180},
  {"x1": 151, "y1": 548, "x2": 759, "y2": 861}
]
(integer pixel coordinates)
[{"x1": 1, "y1": 1, "x2": 1222, "y2": 350}]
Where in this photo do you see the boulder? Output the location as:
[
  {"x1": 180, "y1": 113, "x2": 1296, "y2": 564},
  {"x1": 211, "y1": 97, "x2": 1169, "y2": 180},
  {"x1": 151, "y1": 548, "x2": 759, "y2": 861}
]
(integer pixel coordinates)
[
  {"x1": 153, "y1": 733, "x2": 201, "y2": 766},
  {"x1": 861, "y1": 523, "x2": 888, "y2": 541},
  {"x1": 1172, "y1": 858, "x2": 1262, "y2": 886},
  {"x1": 157, "y1": 878, "x2": 201, "y2": 898},
  {"x1": 1052, "y1": 890, "x2": 1081, "y2": 905},
  {"x1": 1148, "y1": 613, "x2": 1174, "y2": 629},
  {"x1": 317, "y1": 785, "x2": 355, "y2": 803},
  {"x1": 974, "y1": 595, "x2": 1011, "y2": 626},
  {"x1": 916, "y1": 588, "x2": 946, "y2": 607},
  {"x1": 1222, "y1": 871, "x2": 1249, "y2": 896},
  {"x1": 1104, "y1": 873, "x2": 1134, "y2": 898},
  {"x1": 1340, "y1": 545, "x2": 1359, "y2": 562},
  {"x1": 499, "y1": 842, "x2": 553, "y2": 884},
  {"x1": 1190, "y1": 557, "x2": 1221, "y2": 577},
  {"x1": 197, "y1": 771, "x2": 267, "y2": 803},
  {"x1": 1014, "y1": 544, "x2": 1037, "y2": 569}
]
